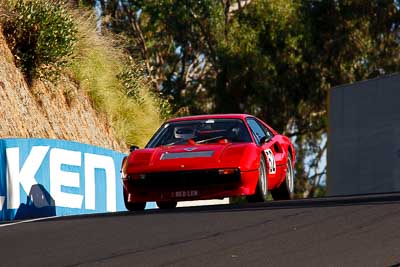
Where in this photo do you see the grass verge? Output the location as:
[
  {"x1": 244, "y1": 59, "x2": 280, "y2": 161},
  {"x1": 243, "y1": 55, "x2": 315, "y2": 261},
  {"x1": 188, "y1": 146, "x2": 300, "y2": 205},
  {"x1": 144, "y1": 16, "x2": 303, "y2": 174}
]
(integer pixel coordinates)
[{"x1": 69, "y1": 12, "x2": 164, "y2": 148}]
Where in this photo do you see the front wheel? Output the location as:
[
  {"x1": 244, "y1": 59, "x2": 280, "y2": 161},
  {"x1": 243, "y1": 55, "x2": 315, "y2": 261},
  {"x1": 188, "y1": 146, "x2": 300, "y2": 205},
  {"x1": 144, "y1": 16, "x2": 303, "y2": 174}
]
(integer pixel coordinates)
[
  {"x1": 123, "y1": 190, "x2": 146, "y2": 211},
  {"x1": 156, "y1": 201, "x2": 178, "y2": 209},
  {"x1": 247, "y1": 155, "x2": 268, "y2": 203},
  {"x1": 271, "y1": 154, "x2": 294, "y2": 200}
]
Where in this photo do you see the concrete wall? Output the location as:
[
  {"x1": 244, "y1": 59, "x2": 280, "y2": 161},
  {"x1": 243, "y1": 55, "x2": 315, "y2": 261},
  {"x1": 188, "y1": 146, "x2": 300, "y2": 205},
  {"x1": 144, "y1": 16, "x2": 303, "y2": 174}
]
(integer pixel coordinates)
[{"x1": 328, "y1": 74, "x2": 400, "y2": 195}]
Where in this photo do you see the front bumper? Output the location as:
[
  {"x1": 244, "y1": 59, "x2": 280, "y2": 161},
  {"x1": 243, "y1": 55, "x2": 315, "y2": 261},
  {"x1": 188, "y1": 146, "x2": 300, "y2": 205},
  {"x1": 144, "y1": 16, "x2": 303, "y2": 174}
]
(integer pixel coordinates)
[{"x1": 123, "y1": 168, "x2": 259, "y2": 202}]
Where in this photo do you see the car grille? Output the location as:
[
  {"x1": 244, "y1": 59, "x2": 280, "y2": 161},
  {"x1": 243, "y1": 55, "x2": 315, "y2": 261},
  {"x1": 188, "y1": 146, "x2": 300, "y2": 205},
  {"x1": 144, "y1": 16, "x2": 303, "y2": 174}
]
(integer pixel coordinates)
[{"x1": 129, "y1": 169, "x2": 241, "y2": 187}]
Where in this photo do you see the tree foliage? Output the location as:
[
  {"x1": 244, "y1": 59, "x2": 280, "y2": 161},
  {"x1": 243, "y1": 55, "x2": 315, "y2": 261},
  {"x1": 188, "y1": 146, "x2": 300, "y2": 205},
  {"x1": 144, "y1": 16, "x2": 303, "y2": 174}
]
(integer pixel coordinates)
[{"x1": 88, "y1": 0, "x2": 400, "y2": 197}]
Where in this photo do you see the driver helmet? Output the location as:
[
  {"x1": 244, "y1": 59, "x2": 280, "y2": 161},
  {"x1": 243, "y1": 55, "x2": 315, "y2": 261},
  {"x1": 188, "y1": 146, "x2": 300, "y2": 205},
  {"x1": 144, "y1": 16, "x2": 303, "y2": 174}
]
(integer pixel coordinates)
[{"x1": 174, "y1": 127, "x2": 194, "y2": 139}]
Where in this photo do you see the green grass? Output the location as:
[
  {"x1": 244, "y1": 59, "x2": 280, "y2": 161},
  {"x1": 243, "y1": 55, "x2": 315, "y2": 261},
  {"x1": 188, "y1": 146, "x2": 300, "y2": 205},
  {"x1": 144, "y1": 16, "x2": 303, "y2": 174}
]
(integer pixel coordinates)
[{"x1": 69, "y1": 13, "x2": 164, "y2": 148}]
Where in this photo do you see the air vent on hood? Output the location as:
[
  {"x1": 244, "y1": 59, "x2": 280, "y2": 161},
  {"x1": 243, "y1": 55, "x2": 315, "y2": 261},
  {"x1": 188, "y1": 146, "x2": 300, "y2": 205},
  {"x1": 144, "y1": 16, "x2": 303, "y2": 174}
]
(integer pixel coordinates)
[{"x1": 160, "y1": 151, "x2": 214, "y2": 160}]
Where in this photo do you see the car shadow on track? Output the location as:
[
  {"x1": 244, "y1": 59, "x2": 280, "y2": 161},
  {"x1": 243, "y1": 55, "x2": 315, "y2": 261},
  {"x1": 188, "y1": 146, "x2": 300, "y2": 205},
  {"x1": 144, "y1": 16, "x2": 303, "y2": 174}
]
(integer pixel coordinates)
[{"x1": 140, "y1": 191, "x2": 400, "y2": 215}]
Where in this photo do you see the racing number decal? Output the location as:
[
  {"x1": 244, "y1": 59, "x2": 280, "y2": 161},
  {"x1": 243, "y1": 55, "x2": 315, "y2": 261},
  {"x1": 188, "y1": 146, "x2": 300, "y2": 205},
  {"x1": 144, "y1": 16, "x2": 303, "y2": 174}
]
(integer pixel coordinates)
[{"x1": 264, "y1": 149, "x2": 276, "y2": 174}]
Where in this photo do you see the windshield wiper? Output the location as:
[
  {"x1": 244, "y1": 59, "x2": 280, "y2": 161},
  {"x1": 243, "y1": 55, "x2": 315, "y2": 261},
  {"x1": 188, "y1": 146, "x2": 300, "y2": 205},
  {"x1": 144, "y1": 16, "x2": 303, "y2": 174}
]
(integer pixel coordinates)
[{"x1": 165, "y1": 139, "x2": 190, "y2": 146}]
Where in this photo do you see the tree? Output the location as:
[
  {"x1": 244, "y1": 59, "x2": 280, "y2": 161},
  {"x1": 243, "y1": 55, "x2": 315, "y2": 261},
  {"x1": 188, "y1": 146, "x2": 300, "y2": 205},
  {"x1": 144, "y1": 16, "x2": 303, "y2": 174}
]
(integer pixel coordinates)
[{"x1": 85, "y1": 0, "x2": 400, "y2": 197}]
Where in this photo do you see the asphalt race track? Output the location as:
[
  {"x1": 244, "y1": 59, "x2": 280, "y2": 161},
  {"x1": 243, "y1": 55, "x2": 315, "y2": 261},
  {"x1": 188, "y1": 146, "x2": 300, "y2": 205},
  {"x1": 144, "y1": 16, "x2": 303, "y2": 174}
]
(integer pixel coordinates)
[{"x1": 1, "y1": 193, "x2": 400, "y2": 267}]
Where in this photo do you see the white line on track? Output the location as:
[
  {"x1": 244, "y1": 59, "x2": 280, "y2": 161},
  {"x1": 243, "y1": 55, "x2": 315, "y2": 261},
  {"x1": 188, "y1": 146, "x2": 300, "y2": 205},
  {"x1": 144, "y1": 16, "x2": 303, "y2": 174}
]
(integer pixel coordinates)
[{"x1": 0, "y1": 216, "x2": 57, "y2": 228}]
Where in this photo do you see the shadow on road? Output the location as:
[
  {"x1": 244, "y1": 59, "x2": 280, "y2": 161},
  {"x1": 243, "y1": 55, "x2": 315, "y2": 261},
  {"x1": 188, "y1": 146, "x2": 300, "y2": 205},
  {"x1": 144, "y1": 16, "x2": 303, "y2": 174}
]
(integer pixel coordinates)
[{"x1": 140, "y1": 191, "x2": 400, "y2": 215}]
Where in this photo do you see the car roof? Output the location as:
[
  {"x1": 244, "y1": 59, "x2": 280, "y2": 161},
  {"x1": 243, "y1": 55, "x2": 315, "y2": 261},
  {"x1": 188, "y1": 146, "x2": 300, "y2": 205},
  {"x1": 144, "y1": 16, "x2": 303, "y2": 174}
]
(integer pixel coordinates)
[{"x1": 166, "y1": 114, "x2": 253, "y2": 123}]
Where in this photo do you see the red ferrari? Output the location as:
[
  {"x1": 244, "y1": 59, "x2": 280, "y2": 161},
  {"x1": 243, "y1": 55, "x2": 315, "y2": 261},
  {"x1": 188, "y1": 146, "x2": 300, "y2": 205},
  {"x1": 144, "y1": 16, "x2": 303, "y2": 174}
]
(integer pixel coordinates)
[{"x1": 121, "y1": 114, "x2": 295, "y2": 211}]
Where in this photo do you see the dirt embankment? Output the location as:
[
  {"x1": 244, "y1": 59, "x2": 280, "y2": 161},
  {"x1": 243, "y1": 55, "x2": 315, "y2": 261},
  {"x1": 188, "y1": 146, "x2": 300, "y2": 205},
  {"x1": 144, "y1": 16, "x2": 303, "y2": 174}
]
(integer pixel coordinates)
[{"x1": 0, "y1": 27, "x2": 126, "y2": 151}]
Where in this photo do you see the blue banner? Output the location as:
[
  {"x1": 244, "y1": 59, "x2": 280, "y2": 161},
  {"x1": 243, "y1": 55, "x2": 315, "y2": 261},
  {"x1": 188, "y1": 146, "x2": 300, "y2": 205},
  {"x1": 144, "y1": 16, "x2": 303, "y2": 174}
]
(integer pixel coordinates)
[{"x1": 0, "y1": 138, "x2": 149, "y2": 221}]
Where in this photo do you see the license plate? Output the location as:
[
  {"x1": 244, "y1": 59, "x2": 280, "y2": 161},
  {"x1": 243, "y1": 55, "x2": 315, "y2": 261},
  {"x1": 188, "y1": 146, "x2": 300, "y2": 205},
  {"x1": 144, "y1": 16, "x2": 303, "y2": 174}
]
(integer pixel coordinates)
[{"x1": 172, "y1": 190, "x2": 199, "y2": 198}]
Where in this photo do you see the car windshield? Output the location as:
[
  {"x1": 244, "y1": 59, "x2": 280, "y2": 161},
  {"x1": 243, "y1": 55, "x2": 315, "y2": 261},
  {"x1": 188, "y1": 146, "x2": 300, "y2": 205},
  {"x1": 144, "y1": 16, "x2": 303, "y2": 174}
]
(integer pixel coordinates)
[{"x1": 146, "y1": 119, "x2": 252, "y2": 148}]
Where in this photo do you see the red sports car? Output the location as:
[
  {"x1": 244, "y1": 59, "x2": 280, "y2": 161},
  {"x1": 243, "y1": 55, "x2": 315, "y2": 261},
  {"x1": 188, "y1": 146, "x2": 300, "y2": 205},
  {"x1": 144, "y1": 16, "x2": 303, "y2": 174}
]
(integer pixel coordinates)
[{"x1": 121, "y1": 114, "x2": 295, "y2": 211}]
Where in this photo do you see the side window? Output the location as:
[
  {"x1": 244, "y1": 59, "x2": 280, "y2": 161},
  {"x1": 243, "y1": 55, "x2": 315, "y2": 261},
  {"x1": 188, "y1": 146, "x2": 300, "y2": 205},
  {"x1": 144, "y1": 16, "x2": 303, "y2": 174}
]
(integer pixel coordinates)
[
  {"x1": 247, "y1": 119, "x2": 267, "y2": 144},
  {"x1": 258, "y1": 120, "x2": 274, "y2": 139}
]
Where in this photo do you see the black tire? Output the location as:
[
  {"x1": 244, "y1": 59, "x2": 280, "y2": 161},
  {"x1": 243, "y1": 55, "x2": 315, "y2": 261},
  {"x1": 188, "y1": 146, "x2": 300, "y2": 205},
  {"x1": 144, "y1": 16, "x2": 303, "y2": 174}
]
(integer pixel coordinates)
[
  {"x1": 123, "y1": 190, "x2": 146, "y2": 211},
  {"x1": 247, "y1": 155, "x2": 268, "y2": 203},
  {"x1": 271, "y1": 154, "x2": 294, "y2": 200},
  {"x1": 156, "y1": 201, "x2": 178, "y2": 209}
]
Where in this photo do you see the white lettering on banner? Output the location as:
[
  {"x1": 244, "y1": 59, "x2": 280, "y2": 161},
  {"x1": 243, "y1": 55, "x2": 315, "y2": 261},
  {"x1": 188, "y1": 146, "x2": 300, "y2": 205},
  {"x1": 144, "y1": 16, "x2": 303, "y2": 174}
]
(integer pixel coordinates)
[
  {"x1": 50, "y1": 148, "x2": 83, "y2": 209},
  {"x1": 6, "y1": 146, "x2": 49, "y2": 209},
  {"x1": 4, "y1": 145, "x2": 118, "y2": 212},
  {"x1": 84, "y1": 153, "x2": 116, "y2": 212}
]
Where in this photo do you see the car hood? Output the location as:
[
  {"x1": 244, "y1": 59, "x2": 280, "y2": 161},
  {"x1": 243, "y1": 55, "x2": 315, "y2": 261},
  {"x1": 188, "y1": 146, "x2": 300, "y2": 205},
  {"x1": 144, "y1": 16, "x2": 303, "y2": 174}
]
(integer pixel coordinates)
[{"x1": 126, "y1": 142, "x2": 257, "y2": 173}]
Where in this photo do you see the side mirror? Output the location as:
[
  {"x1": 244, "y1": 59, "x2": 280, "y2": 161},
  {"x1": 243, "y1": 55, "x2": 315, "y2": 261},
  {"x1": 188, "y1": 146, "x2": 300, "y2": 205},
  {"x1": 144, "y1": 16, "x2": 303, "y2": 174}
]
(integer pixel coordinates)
[
  {"x1": 129, "y1": 145, "x2": 139, "y2": 152},
  {"x1": 259, "y1": 135, "x2": 271, "y2": 145}
]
